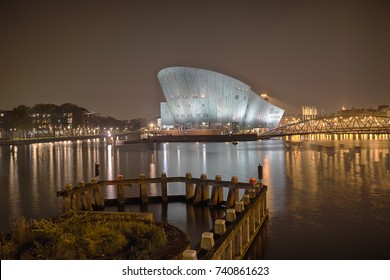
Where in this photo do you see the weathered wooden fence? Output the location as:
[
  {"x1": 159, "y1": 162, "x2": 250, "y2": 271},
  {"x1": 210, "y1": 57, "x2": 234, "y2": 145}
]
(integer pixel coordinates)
[
  {"x1": 56, "y1": 173, "x2": 262, "y2": 211},
  {"x1": 56, "y1": 170, "x2": 268, "y2": 260}
]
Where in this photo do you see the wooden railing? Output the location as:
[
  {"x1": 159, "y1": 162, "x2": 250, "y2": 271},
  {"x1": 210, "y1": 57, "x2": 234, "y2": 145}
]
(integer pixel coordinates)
[
  {"x1": 56, "y1": 171, "x2": 268, "y2": 260},
  {"x1": 56, "y1": 172, "x2": 259, "y2": 212}
]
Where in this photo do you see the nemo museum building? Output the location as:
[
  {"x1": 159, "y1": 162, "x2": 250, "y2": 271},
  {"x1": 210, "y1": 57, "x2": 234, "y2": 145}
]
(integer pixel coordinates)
[{"x1": 158, "y1": 67, "x2": 284, "y2": 134}]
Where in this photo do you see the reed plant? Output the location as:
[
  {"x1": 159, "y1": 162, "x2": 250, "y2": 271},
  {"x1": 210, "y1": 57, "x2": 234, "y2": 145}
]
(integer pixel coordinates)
[{"x1": 23, "y1": 212, "x2": 167, "y2": 259}]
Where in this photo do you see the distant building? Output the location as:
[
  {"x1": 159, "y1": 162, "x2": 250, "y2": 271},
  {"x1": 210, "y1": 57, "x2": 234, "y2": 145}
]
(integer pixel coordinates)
[
  {"x1": 0, "y1": 110, "x2": 12, "y2": 138},
  {"x1": 158, "y1": 67, "x2": 284, "y2": 132},
  {"x1": 30, "y1": 112, "x2": 52, "y2": 133},
  {"x1": 302, "y1": 106, "x2": 318, "y2": 121},
  {"x1": 0, "y1": 111, "x2": 5, "y2": 138},
  {"x1": 338, "y1": 105, "x2": 390, "y2": 117},
  {"x1": 279, "y1": 114, "x2": 302, "y2": 127}
]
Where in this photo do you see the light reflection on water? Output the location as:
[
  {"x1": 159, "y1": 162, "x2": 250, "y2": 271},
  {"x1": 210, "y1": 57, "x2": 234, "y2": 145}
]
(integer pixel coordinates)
[{"x1": 0, "y1": 139, "x2": 389, "y2": 259}]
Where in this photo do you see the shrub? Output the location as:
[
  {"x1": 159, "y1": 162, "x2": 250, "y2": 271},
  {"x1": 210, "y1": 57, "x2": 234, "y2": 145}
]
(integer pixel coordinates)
[{"x1": 0, "y1": 212, "x2": 167, "y2": 260}]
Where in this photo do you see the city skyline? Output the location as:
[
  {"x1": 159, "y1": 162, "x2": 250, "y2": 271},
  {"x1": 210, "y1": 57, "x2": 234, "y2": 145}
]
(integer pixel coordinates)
[{"x1": 1, "y1": 0, "x2": 389, "y2": 120}]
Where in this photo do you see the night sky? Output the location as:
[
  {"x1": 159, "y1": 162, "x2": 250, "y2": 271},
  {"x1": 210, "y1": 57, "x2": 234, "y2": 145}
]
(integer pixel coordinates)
[{"x1": 1, "y1": 0, "x2": 389, "y2": 120}]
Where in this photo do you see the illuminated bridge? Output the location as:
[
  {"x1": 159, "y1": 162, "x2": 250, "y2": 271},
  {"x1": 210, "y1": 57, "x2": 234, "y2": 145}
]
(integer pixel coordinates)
[{"x1": 259, "y1": 115, "x2": 390, "y2": 140}]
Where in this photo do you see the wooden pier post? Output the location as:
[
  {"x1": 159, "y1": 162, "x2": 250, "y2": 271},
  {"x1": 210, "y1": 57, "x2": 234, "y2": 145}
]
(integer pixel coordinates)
[
  {"x1": 78, "y1": 181, "x2": 88, "y2": 211},
  {"x1": 211, "y1": 175, "x2": 223, "y2": 207},
  {"x1": 242, "y1": 194, "x2": 250, "y2": 206},
  {"x1": 62, "y1": 183, "x2": 73, "y2": 212},
  {"x1": 201, "y1": 174, "x2": 210, "y2": 202},
  {"x1": 116, "y1": 174, "x2": 125, "y2": 211},
  {"x1": 258, "y1": 164, "x2": 263, "y2": 180},
  {"x1": 214, "y1": 219, "x2": 226, "y2": 235},
  {"x1": 194, "y1": 174, "x2": 209, "y2": 204},
  {"x1": 183, "y1": 249, "x2": 197, "y2": 260},
  {"x1": 226, "y1": 176, "x2": 239, "y2": 208},
  {"x1": 200, "y1": 232, "x2": 215, "y2": 251},
  {"x1": 71, "y1": 181, "x2": 83, "y2": 211},
  {"x1": 90, "y1": 178, "x2": 104, "y2": 210},
  {"x1": 161, "y1": 172, "x2": 168, "y2": 204},
  {"x1": 78, "y1": 181, "x2": 93, "y2": 211},
  {"x1": 225, "y1": 209, "x2": 236, "y2": 222},
  {"x1": 139, "y1": 173, "x2": 148, "y2": 205},
  {"x1": 235, "y1": 201, "x2": 245, "y2": 213},
  {"x1": 185, "y1": 173, "x2": 194, "y2": 201}
]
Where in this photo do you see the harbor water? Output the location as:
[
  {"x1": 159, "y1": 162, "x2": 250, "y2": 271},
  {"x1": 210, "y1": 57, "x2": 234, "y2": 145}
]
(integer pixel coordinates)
[{"x1": 1, "y1": 139, "x2": 389, "y2": 259}]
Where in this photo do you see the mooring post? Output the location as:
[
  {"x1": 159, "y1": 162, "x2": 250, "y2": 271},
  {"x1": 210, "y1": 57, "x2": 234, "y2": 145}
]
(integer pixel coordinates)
[
  {"x1": 248, "y1": 189, "x2": 256, "y2": 199},
  {"x1": 235, "y1": 201, "x2": 245, "y2": 213},
  {"x1": 214, "y1": 219, "x2": 226, "y2": 235},
  {"x1": 161, "y1": 172, "x2": 168, "y2": 203},
  {"x1": 116, "y1": 174, "x2": 125, "y2": 210},
  {"x1": 185, "y1": 172, "x2": 194, "y2": 201},
  {"x1": 139, "y1": 173, "x2": 148, "y2": 205},
  {"x1": 183, "y1": 249, "x2": 197, "y2": 260},
  {"x1": 225, "y1": 208, "x2": 236, "y2": 222},
  {"x1": 258, "y1": 164, "x2": 263, "y2": 180},
  {"x1": 201, "y1": 174, "x2": 210, "y2": 202},
  {"x1": 211, "y1": 175, "x2": 223, "y2": 207},
  {"x1": 200, "y1": 232, "x2": 215, "y2": 251},
  {"x1": 194, "y1": 174, "x2": 208, "y2": 205},
  {"x1": 226, "y1": 176, "x2": 239, "y2": 208},
  {"x1": 242, "y1": 194, "x2": 250, "y2": 206}
]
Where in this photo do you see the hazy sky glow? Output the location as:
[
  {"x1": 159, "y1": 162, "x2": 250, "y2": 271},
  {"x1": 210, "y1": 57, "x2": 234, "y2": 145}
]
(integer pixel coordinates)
[{"x1": 1, "y1": 0, "x2": 389, "y2": 119}]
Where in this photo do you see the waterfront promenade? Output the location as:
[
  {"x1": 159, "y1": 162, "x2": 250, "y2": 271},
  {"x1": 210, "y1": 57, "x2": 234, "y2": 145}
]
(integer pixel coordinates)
[{"x1": 0, "y1": 134, "x2": 105, "y2": 146}]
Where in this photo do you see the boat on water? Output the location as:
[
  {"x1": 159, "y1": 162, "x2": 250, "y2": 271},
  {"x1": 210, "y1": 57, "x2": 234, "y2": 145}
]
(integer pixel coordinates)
[{"x1": 232, "y1": 140, "x2": 238, "y2": 145}]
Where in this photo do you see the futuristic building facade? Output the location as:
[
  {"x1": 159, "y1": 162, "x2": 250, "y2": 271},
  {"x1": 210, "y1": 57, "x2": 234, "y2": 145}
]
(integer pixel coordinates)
[{"x1": 158, "y1": 67, "x2": 284, "y2": 130}]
